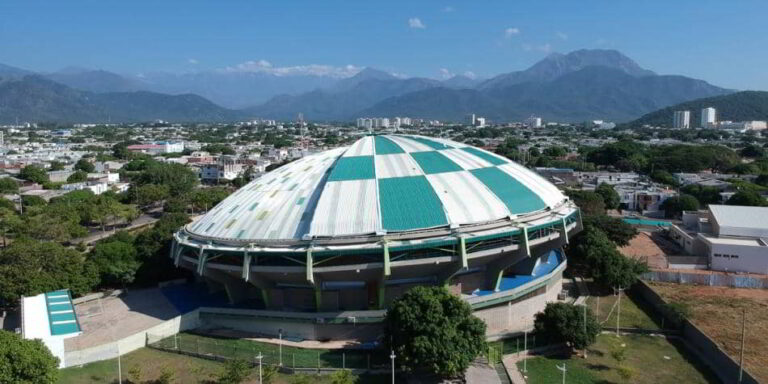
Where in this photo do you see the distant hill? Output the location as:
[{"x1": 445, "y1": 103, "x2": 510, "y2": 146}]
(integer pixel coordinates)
[
  {"x1": 250, "y1": 49, "x2": 730, "y2": 122},
  {"x1": 626, "y1": 91, "x2": 768, "y2": 128},
  {"x1": 45, "y1": 69, "x2": 146, "y2": 93},
  {"x1": 0, "y1": 76, "x2": 242, "y2": 123}
]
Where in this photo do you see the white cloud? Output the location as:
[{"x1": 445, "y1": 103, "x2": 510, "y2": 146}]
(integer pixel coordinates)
[
  {"x1": 408, "y1": 17, "x2": 426, "y2": 29},
  {"x1": 504, "y1": 27, "x2": 521, "y2": 39},
  {"x1": 522, "y1": 43, "x2": 552, "y2": 53},
  {"x1": 556, "y1": 32, "x2": 568, "y2": 41},
  {"x1": 463, "y1": 71, "x2": 477, "y2": 79},
  {"x1": 223, "y1": 60, "x2": 362, "y2": 78},
  {"x1": 442, "y1": 6, "x2": 454, "y2": 12},
  {"x1": 187, "y1": 58, "x2": 199, "y2": 65},
  {"x1": 439, "y1": 68, "x2": 454, "y2": 79}
]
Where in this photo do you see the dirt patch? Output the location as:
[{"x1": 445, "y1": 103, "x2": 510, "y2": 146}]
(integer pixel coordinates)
[
  {"x1": 619, "y1": 231, "x2": 670, "y2": 269},
  {"x1": 649, "y1": 282, "x2": 768, "y2": 383}
]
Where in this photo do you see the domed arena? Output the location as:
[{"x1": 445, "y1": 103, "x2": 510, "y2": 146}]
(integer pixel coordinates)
[{"x1": 171, "y1": 134, "x2": 582, "y2": 338}]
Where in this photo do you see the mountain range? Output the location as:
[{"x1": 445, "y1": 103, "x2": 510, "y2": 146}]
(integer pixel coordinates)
[
  {"x1": 626, "y1": 91, "x2": 768, "y2": 128},
  {"x1": 0, "y1": 49, "x2": 736, "y2": 124}
]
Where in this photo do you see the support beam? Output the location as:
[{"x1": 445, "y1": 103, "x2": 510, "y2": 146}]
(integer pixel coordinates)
[
  {"x1": 561, "y1": 217, "x2": 569, "y2": 244},
  {"x1": 493, "y1": 269, "x2": 504, "y2": 292},
  {"x1": 378, "y1": 281, "x2": 386, "y2": 310},
  {"x1": 196, "y1": 246, "x2": 207, "y2": 276},
  {"x1": 382, "y1": 240, "x2": 391, "y2": 277},
  {"x1": 459, "y1": 236, "x2": 468, "y2": 269},
  {"x1": 261, "y1": 288, "x2": 270, "y2": 308},
  {"x1": 169, "y1": 240, "x2": 177, "y2": 261},
  {"x1": 306, "y1": 247, "x2": 314, "y2": 284},
  {"x1": 315, "y1": 287, "x2": 322, "y2": 311},
  {"x1": 173, "y1": 242, "x2": 184, "y2": 267},
  {"x1": 242, "y1": 251, "x2": 252, "y2": 281},
  {"x1": 521, "y1": 226, "x2": 530, "y2": 257}
]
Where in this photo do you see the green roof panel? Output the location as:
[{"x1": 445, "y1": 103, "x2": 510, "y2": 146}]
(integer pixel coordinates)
[
  {"x1": 378, "y1": 176, "x2": 448, "y2": 231},
  {"x1": 461, "y1": 147, "x2": 508, "y2": 165},
  {"x1": 44, "y1": 289, "x2": 80, "y2": 336},
  {"x1": 409, "y1": 151, "x2": 463, "y2": 174},
  {"x1": 327, "y1": 156, "x2": 375, "y2": 181},
  {"x1": 406, "y1": 136, "x2": 451, "y2": 150},
  {"x1": 374, "y1": 136, "x2": 405, "y2": 154},
  {"x1": 470, "y1": 167, "x2": 546, "y2": 214}
]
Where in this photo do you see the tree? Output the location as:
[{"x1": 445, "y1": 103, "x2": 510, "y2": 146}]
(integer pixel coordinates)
[
  {"x1": 0, "y1": 330, "x2": 59, "y2": 383},
  {"x1": 739, "y1": 144, "x2": 765, "y2": 158},
  {"x1": 680, "y1": 184, "x2": 722, "y2": 206},
  {"x1": 726, "y1": 190, "x2": 768, "y2": 207},
  {"x1": 0, "y1": 239, "x2": 99, "y2": 305},
  {"x1": 74, "y1": 158, "x2": 95, "y2": 173},
  {"x1": 582, "y1": 215, "x2": 637, "y2": 246},
  {"x1": 649, "y1": 170, "x2": 679, "y2": 187},
  {"x1": 384, "y1": 286, "x2": 486, "y2": 378},
  {"x1": 130, "y1": 184, "x2": 170, "y2": 207},
  {"x1": 48, "y1": 160, "x2": 65, "y2": 171},
  {"x1": 66, "y1": 170, "x2": 88, "y2": 183},
  {"x1": 566, "y1": 190, "x2": 605, "y2": 216},
  {"x1": 660, "y1": 195, "x2": 700, "y2": 219},
  {"x1": 89, "y1": 240, "x2": 140, "y2": 287},
  {"x1": 595, "y1": 183, "x2": 621, "y2": 210},
  {"x1": 0, "y1": 177, "x2": 19, "y2": 194},
  {"x1": 19, "y1": 165, "x2": 49, "y2": 184},
  {"x1": 329, "y1": 369, "x2": 356, "y2": 384},
  {"x1": 569, "y1": 228, "x2": 648, "y2": 288},
  {"x1": 216, "y1": 359, "x2": 251, "y2": 384},
  {"x1": 534, "y1": 302, "x2": 600, "y2": 350}
]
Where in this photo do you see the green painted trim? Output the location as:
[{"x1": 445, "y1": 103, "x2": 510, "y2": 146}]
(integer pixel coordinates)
[
  {"x1": 459, "y1": 237, "x2": 468, "y2": 269},
  {"x1": 378, "y1": 284, "x2": 386, "y2": 310},
  {"x1": 315, "y1": 287, "x2": 322, "y2": 310},
  {"x1": 306, "y1": 248, "x2": 314, "y2": 284},
  {"x1": 383, "y1": 241, "x2": 391, "y2": 276},
  {"x1": 521, "y1": 227, "x2": 530, "y2": 256}
]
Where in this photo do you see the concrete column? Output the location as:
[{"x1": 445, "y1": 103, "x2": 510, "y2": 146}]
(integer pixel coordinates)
[
  {"x1": 382, "y1": 240, "x2": 391, "y2": 277},
  {"x1": 306, "y1": 248, "x2": 314, "y2": 284},
  {"x1": 196, "y1": 246, "x2": 207, "y2": 276},
  {"x1": 561, "y1": 217, "x2": 569, "y2": 244},
  {"x1": 241, "y1": 251, "x2": 252, "y2": 281}
]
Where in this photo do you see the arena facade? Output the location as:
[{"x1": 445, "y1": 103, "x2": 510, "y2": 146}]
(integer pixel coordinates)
[{"x1": 171, "y1": 134, "x2": 581, "y2": 339}]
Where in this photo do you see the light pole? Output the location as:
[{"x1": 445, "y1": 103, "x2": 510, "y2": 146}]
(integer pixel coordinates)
[
  {"x1": 738, "y1": 308, "x2": 746, "y2": 384},
  {"x1": 256, "y1": 352, "x2": 263, "y2": 384},
  {"x1": 278, "y1": 328, "x2": 283, "y2": 366},
  {"x1": 523, "y1": 331, "x2": 528, "y2": 374},
  {"x1": 390, "y1": 350, "x2": 396, "y2": 384},
  {"x1": 556, "y1": 363, "x2": 567, "y2": 384},
  {"x1": 615, "y1": 286, "x2": 624, "y2": 337}
]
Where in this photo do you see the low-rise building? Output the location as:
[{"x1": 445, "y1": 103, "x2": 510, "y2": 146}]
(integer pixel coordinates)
[{"x1": 669, "y1": 205, "x2": 768, "y2": 274}]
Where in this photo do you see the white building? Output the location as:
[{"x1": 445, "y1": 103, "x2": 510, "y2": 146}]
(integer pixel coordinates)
[
  {"x1": 673, "y1": 110, "x2": 691, "y2": 129},
  {"x1": 669, "y1": 205, "x2": 768, "y2": 274},
  {"x1": 199, "y1": 156, "x2": 245, "y2": 182},
  {"x1": 700, "y1": 107, "x2": 716, "y2": 128},
  {"x1": 475, "y1": 117, "x2": 486, "y2": 128},
  {"x1": 525, "y1": 116, "x2": 543, "y2": 128}
]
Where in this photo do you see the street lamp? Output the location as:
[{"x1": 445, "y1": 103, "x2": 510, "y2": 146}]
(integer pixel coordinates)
[
  {"x1": 256, "y1": 352, "x2": 263, "y2": 384},
  {"x1": 390, "y1": 350, "x2": 396, "y2": 384},
  {"x1": 556, "y1": 363, "x2": 567, "y2": 384}
]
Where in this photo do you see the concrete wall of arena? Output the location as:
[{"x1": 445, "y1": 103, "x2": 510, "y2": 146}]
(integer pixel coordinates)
[
  {"x1": 473, "y1": 271, "x2": 563, "y2": 337},
  {"x1": 62, "y1": 310, "x2": 202, "y2": 368},
  {"x1": 633, "y1": 281, "x2": 759, "y2": 384},
  {"x1": 197, "y1": 312, "x2": 382, "y2": 342}
]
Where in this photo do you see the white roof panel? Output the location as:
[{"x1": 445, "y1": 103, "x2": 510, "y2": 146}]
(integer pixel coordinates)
[
  {"x1": 310, "y1": 179, "x2": 380, "y2": 237},
  {"x1": 440, "y1": 148, "x2": 493, "y2": 170},
  {"x1": 498, "y1": 162, "x2": 565, "y2": 208},
  {"x1": 343, "y1": 136, "x2": 374, "y2": 157},
  {"x1": 375, "y1": 153, "x2": 424, "y2": 179},
  {"x1": 426, "y1": 171, "x2": 510, "y2": 225},
  {"x1": 709, "y1": 205, "x2": 768, "y2": 238},
  {"x1": 386, "y1": 135, "x2": 434, "y2": 153}
]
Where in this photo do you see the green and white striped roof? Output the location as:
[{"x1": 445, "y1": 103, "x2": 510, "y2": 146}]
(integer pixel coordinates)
[{"x1": 186, "y1": 135, "x2": 568, "y2": 241}]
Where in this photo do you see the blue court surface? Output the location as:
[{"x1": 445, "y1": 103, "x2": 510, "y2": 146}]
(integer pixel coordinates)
[
  {"x1": 160, "y1": 283, "x2": 263, "y2": 313},
  {"x1": 472, "y1": 250, "x2": 563, "y2": 296}
]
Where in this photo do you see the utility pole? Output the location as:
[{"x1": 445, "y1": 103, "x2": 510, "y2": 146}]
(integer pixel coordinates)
[
  {"x1": 256, "y1": 352, "x2": 263, "y2": 384},
  {"x1": 523, "y1": 331, "x2": 528, "y2": 374},
  {"x1": 738, "y1": 308, "x2": 746, "y2": 383},
  {"x1": 615, "y1": 286, "x2": 624, "y2": 337},
  {"x1": 279, "y1": 329, "x2": 283, "y2": 366}
]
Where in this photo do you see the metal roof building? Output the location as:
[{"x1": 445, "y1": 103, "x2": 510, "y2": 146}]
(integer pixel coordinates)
[
  {"x1": 21, "y1": 289, "x2": 82, "y2": 367},
  {"x1": 171, "y1": 134, "x2": 581, "y2": 338}
]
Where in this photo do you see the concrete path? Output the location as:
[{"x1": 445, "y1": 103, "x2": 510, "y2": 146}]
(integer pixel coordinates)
[{"x1": 465, "y1": 361, "x2": 502, "y2": 384}]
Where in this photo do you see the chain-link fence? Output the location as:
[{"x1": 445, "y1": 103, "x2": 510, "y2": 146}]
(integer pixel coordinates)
[{"x1": 147, "y1": 332, "x2": 390, "y2": 371}]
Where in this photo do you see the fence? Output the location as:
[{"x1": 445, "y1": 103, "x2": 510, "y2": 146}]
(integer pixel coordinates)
[
  {"x1": 644, "y1": 270, "x2": 768, "y2": 289},
  {"x1": 147, "y1": 332, "x2": 390, "y2": 372},
  {"x1": 632, "y1": 281, "x2": 759, "y2": 384}
]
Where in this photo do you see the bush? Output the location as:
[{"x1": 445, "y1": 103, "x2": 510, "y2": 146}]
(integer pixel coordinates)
[
  {"x1": 533, "y1": 302, "x2": 600, "y2": 350},
  {"x1": 0, "y1": 330, "x2": 59, "y2": 383}
]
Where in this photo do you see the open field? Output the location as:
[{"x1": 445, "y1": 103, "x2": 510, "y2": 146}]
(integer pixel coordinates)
[
  {"x1": 59, "y1": 347, "x2": 388, "y2": 384},
  {"x1": 517, "y1": 334, "x2": 718, "y2": 384},
  {"x1": 649, "y1": 281, "x2": 768, "y2": 383},
  {"x1": 584, "y1": 284, "x2": 661, "y2": 331}
]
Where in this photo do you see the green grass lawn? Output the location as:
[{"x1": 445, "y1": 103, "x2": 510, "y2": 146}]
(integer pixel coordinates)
[
  {"x1": 585, "y1": 286, "x2": 662, "y2": 330},
  {"x1": 152, "y1": 332, "x2": 389, "y2": 369},
  {"x1": 59, "y1": 347, "x2": 389, "y2": 384},
  {"x1": 517, "y1": 334, "x2": 719, "y2": 384}
]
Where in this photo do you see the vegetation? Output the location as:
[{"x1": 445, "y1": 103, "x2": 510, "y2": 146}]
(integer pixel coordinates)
[
  {"x1": 725, "y1": 190, "x2": 768, "y2": 206},
  {"x1": 384, "y1": 286, "x2": 487, "y2": 378},
  {"x1": 660, "y1": 194, "x2": 701, "y2": 218},
  {"x1": 533, "y1": 302, "x2": 600, "y2": 350},
  {"x1": 0, "y1": 177, "x2": 19, "y2": 193},
  {"x1": 628, "y1": 90, "x2": 768, "y2": 128},
  {"x1": 0, "y1": 330, "x2": 59, "y2": 384},
  {"x1": 595, "y1": 183, "x2": 620, "y2": 210},
  {"x1": 19, "y1": 164, "x2": 49, "y2": 184}
]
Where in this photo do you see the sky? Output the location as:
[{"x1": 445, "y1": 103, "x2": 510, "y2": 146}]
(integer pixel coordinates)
[{"x1": 1, "y1": 0, "x2": 767, "y2": 90}]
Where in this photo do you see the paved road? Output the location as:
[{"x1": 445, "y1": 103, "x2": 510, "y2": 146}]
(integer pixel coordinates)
[{"x1": 74, "y1": 212, "x2": 160, "y2": 245}]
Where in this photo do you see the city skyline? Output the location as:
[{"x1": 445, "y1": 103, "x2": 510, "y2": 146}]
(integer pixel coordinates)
[{"x1": 2, "y1": 0, "x2": 768, "y2": 90}]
